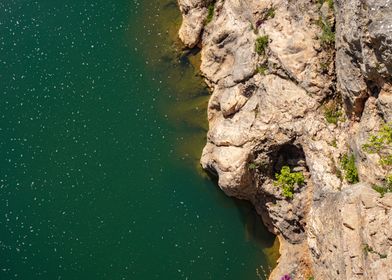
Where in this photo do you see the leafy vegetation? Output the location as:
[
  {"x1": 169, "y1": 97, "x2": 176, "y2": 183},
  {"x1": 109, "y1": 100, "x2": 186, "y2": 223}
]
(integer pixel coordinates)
[
  {"x1": 248, "y1": 162, "x2": 259, "y2": 170},
  {"x1": 206, "y1": 2, "x2": 215, "y2": 23},
  {"x1": 363, "y1": 243, "x2": 388, "y2": 258},
  {"x1": 340, "y1": 153, "x2": 359, "y2": 184},
  {"x1": 266, "y1": 7, "x2": 276, "y2": 19},
  {"x1": 255, "y1": 35, "x2": 269, "y2": 55},
  {"x1": 248, "y1": 161, "x2": 267, "y2": 170},
  {"x1": 372, "y1": 183, "x2": 392, "y2": 197},
  {"x1": 319, "y1": 61, "x2": 329, "y2": 73},
  {"x1": 363, "y1": 243, "x2": 374, "y2": 255},
  {"x1": 324, "y1": 106, "x2": 342, "y2": 125},
  {"x1": 324, "y1": 99, "x2": 343, "y2": 125},
  {"x1": 274, "y1": 166, "x2": 305, "y2": 199},
  {"x1": 254, "y1": 6, "x2": 276, "y2": 30},
  {"x1": 318, "y1": 17, "x2": 335, "y2": 47},
  {"x1": 372, "y1": 174, "x2": 392, "y2": 197},
  {"x1": 318, "y1": 0, "x2": 334, "y2": 9},
  {"x1": 363, "y1": 123, "x2": 392, "y2": 166},
  {"x1": 330, "y1": 138, "x2": 337, "y2": 148},
  {"x1": 257, "y1": 64, "x2": 268, "y2": 75},
  {"x1": 363, "y1": 123, "x2": 392, "y2": 195}
]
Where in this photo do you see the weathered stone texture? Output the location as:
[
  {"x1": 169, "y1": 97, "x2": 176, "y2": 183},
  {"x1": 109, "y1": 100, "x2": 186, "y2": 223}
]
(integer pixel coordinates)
[{"x1": 178, "y1": 0, "x2": 392, "y2": 278}]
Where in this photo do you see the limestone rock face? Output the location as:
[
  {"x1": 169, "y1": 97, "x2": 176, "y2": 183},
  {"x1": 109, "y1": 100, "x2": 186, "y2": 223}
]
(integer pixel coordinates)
[
  {"x1": 335, "y1": 0, "x2": 392, "y2": 118},
  {"x1": 178, "y1": 0, "x2": 392, "y2": 279},
  {"x1": 178, "y1": 0, "x2": 209, "y2": 47},
  {"x1": 308, "y1": 184, "x2": 392, "y2": 280}
]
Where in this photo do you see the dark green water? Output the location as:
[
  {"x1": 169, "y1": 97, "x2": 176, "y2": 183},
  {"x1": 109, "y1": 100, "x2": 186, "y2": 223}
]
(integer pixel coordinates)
[{"x1": 0, "y1": 1, "x2": 277, "y2": 279}]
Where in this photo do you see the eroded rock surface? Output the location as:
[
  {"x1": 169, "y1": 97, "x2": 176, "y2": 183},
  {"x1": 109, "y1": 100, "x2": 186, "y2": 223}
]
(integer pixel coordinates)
[
  {"x1": 178, "y1": 0, "x2": 392, "y2": 279},
  {"x1": 335, "y1": 0, "x2": 392, "y2": 118},
  {"x1": 309, "y1": 184, "x2": 392, "y2": 280}
]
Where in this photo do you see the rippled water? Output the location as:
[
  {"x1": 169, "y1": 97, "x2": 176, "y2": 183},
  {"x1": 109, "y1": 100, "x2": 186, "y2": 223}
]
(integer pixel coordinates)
[{"x1": 0, "y1": 1, "x2": 277, "y2": 279}]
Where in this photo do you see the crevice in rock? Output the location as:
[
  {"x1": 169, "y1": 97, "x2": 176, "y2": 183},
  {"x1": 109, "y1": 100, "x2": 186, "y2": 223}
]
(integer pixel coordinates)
[
  {"x1": 270, "y1": 143, "x2": 308, "y2": 176},
  {"x1": 349, "y1": 80, "x2": 381, "y2": 120},
  {"x1": 249, "y1": 141, "x2": 311, "y2": 245},
  {"x1": 268, "y1": 51, "x2": 315, "y2": 98},
  {"x1": 366, "y1": 80, "x2": 382, "y2": 98}
]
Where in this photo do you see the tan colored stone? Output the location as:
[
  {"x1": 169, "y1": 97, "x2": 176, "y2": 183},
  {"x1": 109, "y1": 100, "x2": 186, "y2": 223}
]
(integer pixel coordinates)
[{"x1": 178, "y1": 0, "x2": 392, "y2": 278}]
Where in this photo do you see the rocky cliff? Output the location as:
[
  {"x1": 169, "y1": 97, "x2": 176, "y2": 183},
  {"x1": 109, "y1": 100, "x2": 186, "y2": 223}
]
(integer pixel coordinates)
[{"x1": 177, "y1": 0, "x2": 392, "y2": 279}]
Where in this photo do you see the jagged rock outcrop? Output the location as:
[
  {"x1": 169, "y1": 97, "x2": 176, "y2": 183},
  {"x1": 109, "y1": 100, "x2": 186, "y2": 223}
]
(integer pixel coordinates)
[
  {"x1": 178, "y1": 0, "x2": 209, "y2": 47},
  {"x1": 178, "y1": 0, "x2": 392, "y2": 279},
  {"x1": 335, "y1": 0, "x2": 392, "y2": 119},
  {"x1": 308, "y1": 184, "x2": 392, "y2": 280}
]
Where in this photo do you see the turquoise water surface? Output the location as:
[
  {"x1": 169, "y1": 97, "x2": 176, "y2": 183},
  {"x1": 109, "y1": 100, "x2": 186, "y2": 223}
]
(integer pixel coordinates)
[{"x1": 0, "y1": 1, "x2": 277, "y2": 279}]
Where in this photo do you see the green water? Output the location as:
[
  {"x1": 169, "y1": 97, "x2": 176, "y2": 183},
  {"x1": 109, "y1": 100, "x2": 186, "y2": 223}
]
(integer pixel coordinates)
[{"x1": 0, "y1": 1, "x2": 277, "y2": 279}]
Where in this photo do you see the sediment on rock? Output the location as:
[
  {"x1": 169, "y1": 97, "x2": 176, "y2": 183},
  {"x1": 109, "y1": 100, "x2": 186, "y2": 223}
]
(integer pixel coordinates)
[{"x1": 178, "y1": 0, "x2": 392, "y2": 279}]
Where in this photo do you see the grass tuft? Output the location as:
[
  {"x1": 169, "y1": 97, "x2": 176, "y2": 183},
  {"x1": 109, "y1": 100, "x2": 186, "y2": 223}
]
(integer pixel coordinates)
[
  {"x1": 318, "y1": 17, "x2": 335, "y2": 47},
  {"x1": 257, "y1": 64, "x2": 268, "y2": 75},
  {"x1": 324, "y1": 101, "x2": 343, "y2": 125},
  {"x1": 206, "y1": 2, "x2": 215, "y2": 23},
  {"x1": 340, "y1": 153, "x2": 359, "y2": 184},
  {"x1": 255, "y1": 35, "x2": 269, "y2": 55}
]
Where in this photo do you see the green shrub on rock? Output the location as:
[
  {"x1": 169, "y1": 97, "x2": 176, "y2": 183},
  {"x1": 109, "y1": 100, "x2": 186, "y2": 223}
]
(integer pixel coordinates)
[
  {"x1": 257, "y1": 64, "x2": 268, "y2": 75},
  {"x1": 318, "y1": 17, "x2": 335, "y2": 47},
  {"x1": 340, "y1": 153, "x2": 359, "y2": 184},
  {"x1": 363, "y1": 123, "x2": 392, "y2": 166},
  {"x1": 255, "y1": 35, "x2": 269, "y2": 55},
  {"x1": 372, "y1": 183, "x2": 392, "y2": 197},
  {"x1": 363, "y1": 123, "x2": 392, "y2": 195},
  {"x1": 274, "y1": 166, "x2": 305, "y2": 199},
  {"x1": 266, "y1": 7, "x2": 276, "y2": 19},
  {"x1": 324, "y1": 106, "x2": 342, "y2": 125}
]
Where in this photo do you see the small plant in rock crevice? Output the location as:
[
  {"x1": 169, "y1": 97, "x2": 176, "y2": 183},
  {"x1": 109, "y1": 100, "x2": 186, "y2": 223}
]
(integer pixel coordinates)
[
  {"x1": 324, "y1": 106, "x2": 342, "y2": 125},
  {"x1": 257, "y1": 64, "x2": 268, "y2": 75},
  {"x1": 255, "y1": 35, "x2": 269, "y2": 55},
  {"x1": 206, "y1": 2, "x2": 215, "y2": 23},
  {"x1": 340, "y1": 153, "x2": 359, "y2": 184},
  {"x1": 274, "y1": 166, "x2": 305, "y2": 199},
  {"x1": 372, "y1": 174, "x2": 392, "y2": 197},
  {"x1": 248, "y1": 160, "x2": 268, "y2": 171},
  {"x1": 255, "y1": 6, "x2": 276, "y2": 29},
  {"x1": 363, "y1": 123, "x2": 392, "y2": 195},
  {"x1": 362, "y1": 123, "x2": 392, "y2": 166},
  {"x1": 372, "y1": 182, "x2": 392, "y2": 197},
  {"x1": 363, "y1": 243, "x2": 388, "y2": 258},
  {"x1": 319, "y1": 61, "x2": 329, "y2": 73},
  {"x1": 266, "y1": 7, "x2": 276, "y2": 19},
  {"x1": 248, "y1": 162, "x2": 259, "y2": 170},
  {"x1": 318, "y1": 17, "x2": 335, "y2": 48},
  {"x1": 329, "y1": 138, "x2": 337, "y2": 148},
  {"x1": 318, "y1": 0, "x2": 334, "y2": 9},
  {"x1": 324, "y1": 99, "x2": 343, "y2": 125}
]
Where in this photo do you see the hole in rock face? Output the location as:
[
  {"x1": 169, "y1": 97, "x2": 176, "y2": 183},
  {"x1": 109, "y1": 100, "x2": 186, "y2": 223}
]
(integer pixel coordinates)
[
  {"x1": 271, "y1": 143, "x2": 307, "y2": 175},
  {"x1": 251, "y1": 142, "x2": 310, "y2": 243},
  {"x1": 251, "y1": 142, "x2": 309, "y2": 181},
  {"x1": 241, "y1": 84, "x2": 256, "y2": 98},
  {"x1": 367, "y1": 80, "x2": 381, "y2": 98}
]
